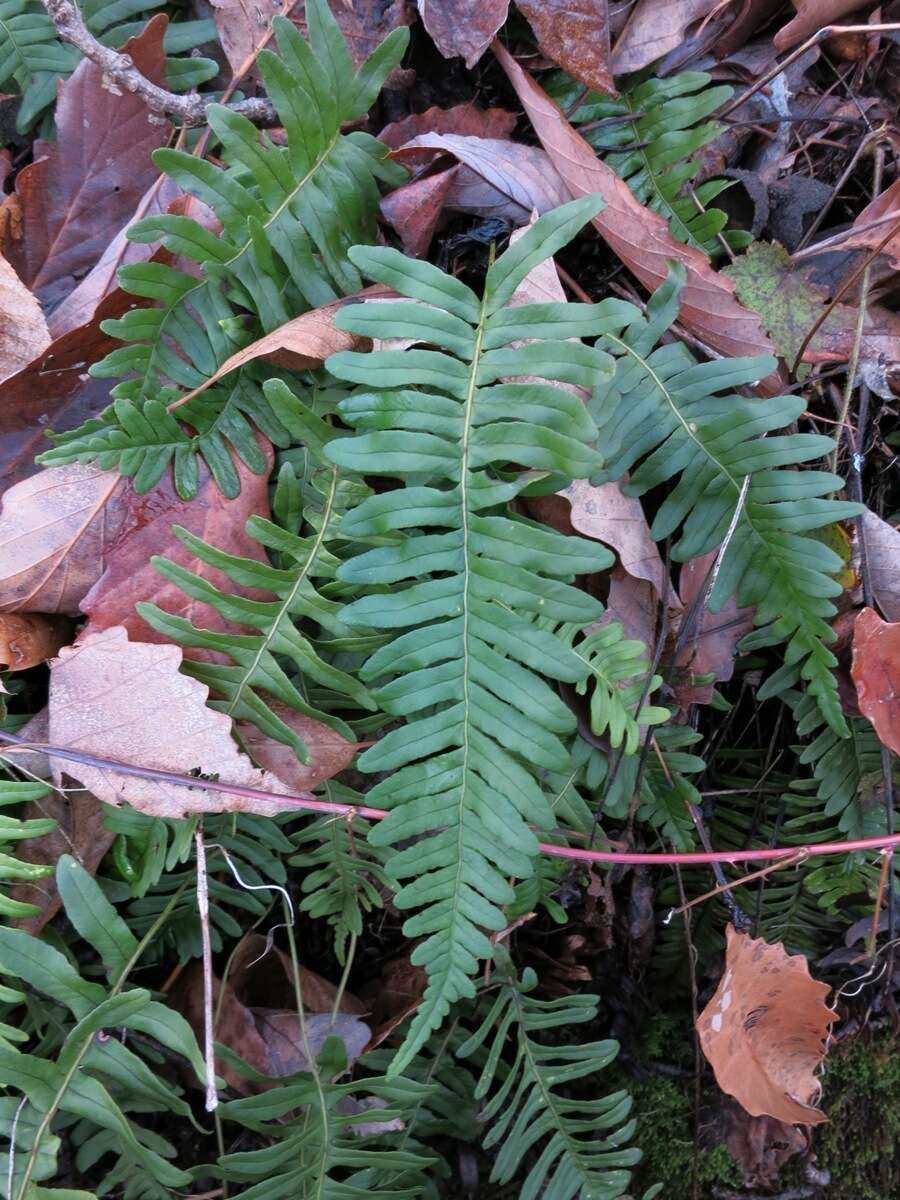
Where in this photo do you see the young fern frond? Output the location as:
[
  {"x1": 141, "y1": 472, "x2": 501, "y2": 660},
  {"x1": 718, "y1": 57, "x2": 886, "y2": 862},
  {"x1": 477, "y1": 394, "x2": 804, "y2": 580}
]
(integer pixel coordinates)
[
  {"x1": 218, "y1": 1035, "x2": 435, "y2": 1200},
  {"x1": 323, "y1": 197, "x2": 618, "y2": 1071},
  {"x1": 457, "y1": 949, "x2": 640, "y2": 1200},
  {"x1": 38, "y1": 0, "x2": 408, "y2": 498},
  {"x1": 0, "y1": 778, "x2": 56, "y2": 921},
  {"x1": 137, "y1": 381, "x2": 377, "y2": 764},
  {"x1": 549, "y1": 70, "x2": 748, "y2": 256},
  {"x1": 588, "y1": 266, "x2": 861, "y2": 734}
]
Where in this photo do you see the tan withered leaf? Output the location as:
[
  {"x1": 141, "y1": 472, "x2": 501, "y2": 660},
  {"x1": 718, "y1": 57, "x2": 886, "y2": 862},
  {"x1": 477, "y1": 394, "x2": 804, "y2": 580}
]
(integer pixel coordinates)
[
  {"x1": 416, "y1": 0, "x2": 510, "y2": 67},
  {"x1": 564, "y1": 481, "x2": 672, "y2": 603},
  {"x1": 46, "y1": 627, "x2": 308, "y2": 817},
  {"x1": 774, "y1": 0, "x2": 871, "y2": 51},
  {"x1": 237, "y1": 701, "x2": 357, "y2": 792},
  {"x1": 0, "y1": 465, "x2": 126, "y2": 615},
  {"x1": 697, "y1": 925, "x2": 836, "y2": 1125},
  {"x1": 0, "y1": 614, "x2": 72, "y2": 670},
  {"x1": 857, "y1": 510, "x2": 900, "y2": 621},
  {"x1": 851, "y1": 607, "x2": 900, "y2": 756},
  {"x1": 611, "y1": 0, "x2": 721, "y2": 74},
  {"x1": 836, "y1": 176, "x2": 900, "y2": 272},
  {"x1": 492, "y1": 41, "x2": 777, "y2": 368},
  {"x1": 675, "y1": 550, "x2": 754, "y2": 707},
  {"x1": 519, "y1": 0, "x2": 615, "y2": 95},
  {"x1": 0, "y1": 252, "x2": 50, "y2": 382}
]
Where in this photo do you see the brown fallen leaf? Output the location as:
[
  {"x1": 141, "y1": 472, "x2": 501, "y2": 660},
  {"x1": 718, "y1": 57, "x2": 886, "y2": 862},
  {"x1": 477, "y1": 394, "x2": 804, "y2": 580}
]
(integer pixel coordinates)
[
  {"x1": 774, "y1": 0, "x2": 872, "y2": 51},
  {"x1": 80, "y1": 437, "x2": 275, "y2": 650},
  {"x1": 725, "y1": 1103, "x2": 810, "y2": 1189},
  {"x1": 0, "y1": 614, "x2": 72, "y2": 670},
  {"x1": 380, "y1": 165, "x2": 460, "y2": 257},
  {"x1": 45, "y1": 626, "x2": 308, "y2": 817},
  {"x1": 392, "y1": 134, "x2": 571, "y2": 224},
  {"x1": 851, "y1": 607, "x2": 900, "y2": 756},
  {"x1": 856, "y1": 509, "x2": 900, "y2": 622},
  {"x1": 674, "y1": 550, "x2": 754, "y2": 707},
  {"x1": 834, "y1": 175, "x2": 900, "y2": 272},
  {"x1": 378, "y1": 101, "x2": 517, "y2": 149},
  {"x1": 492, "y1": 41, "x2": 778, "y2": 368},
  {"x1": 294, "y1": 0, "x2": 412, "y2": 67},
  {"x1": 0, "y1": 252, "x2": 50, "y2": 381},
  {"x1": 518, "y1": 0, "x2": 616, "y2": 95},
  {"x1": 611, "y1": 0, "x2": 721, "y2": 74},
  {"x1": 237, "y1": 702, "x2": 358, "y2": 791},
  {"x1": 209, "y1": 0, "x2": 279, "y2": 78},
  {"x1": 0, "y1": 290, "x2": 135, "y2": 491},
  {"x1": 595, "y1": 565, "x2": 660, "y2": 647},
  {"x1": 416, "y1": 0, "x2": 509, "y2": 67},
  {"x1": 360, "y1": 952, "x2": 427, "y2": 1050},
  {"x1": 0, "y1": 465, "x2": 126, "y2": 615},
  {"x1": 3, "y1": 16, "x2": 171, "y2": 310},
  {"x1": 697, "y1": 925, "x2": 836, "y2": 1125}
]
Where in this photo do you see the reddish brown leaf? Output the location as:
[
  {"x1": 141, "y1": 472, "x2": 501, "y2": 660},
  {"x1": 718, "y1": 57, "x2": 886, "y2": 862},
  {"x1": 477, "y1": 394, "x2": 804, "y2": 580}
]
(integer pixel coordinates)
[
  {"x1": 0, "y1": 613, "x2": 72, "y2": 670},
  {"x1": 0, "y1": 290, "x2": 135, "y2": 491},
  {"x1": 380, "y1": 165, "x2": 459, "y2": 256},
  {"x1": 834, "y1": 176, "x2": 900, "y2": 271},
  {"x1": 774, "y1": 0, "x2": 872, "y2": 52},
  {"x1": 725, "y1": 1104, "x2": 809, "y2": 1189},
  {"x1": 595, "y1": 566, "x2": 660, "y2": 647},
  {"x1": 857, "y1": 510, "x2": 900, "y2": 622},
  {"x1": 492, "y1": 41, "x2": 777, "y2": 366},
  {"x1": 416, "y1": 0, "x2": 510, "y2": 66},
  {"x1": 379, "y1": 102, "x2": 517, "y2": 149},
  {"x1": 392, "y1": 133, "x2": 570, "y2": 223},
  {"x1": 3, "y1": 17, "x2": 172, "y2": 309},
  {"x1": 697, "y1": 925, "x2": 836, "y2": 1125},
  {"x1": 238, "y1": 702, "x2": 358, "y2": 791},
  {"x1": 518, "y1": 0, "x2": 616, "y2": 95},
  {"x1": 611, "y1": 0, "x2": 722, "y2": 73},
  {"x1": 851, "y1": 607, "x2": 900, "y2": 756},
  {"x1": 0, "y1": 465, "x2": 126, "y2": 615},
  {"x1": 674, "y1": 550, "x2": 754, "y2": 707},
  {"x1": 45, "y1": 626, "x2": 308, "y2": 818},
  {"x1": 0, "y1": 252, "x2": 49, "y2": 381},
  {"x1": 80, "y1": 437, "x2": 275, "y2": 649}
]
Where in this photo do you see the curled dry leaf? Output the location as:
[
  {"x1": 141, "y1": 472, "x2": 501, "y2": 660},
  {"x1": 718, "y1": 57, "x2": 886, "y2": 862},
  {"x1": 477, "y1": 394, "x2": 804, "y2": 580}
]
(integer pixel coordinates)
[
  {"x1": 0, "y1": 614, "x2": 72, "y2": 671},
  {"x1": 0, "y1": 465, "x2": 126, "y2": 615},
  {"x1": 2, "y1": 16, "x2": 171, "y2": 310},
  {"x1": 697, "y1": 925, "x2": 836, "y2": 1125},
  {"x1": 0, "y1": 253, "x2": 50, "y2": 382},
  {"x1": 835, "y1": 175, "x2": 900, "y2": 272},
  {"x1": 611, "y1": 0, "x2": 721, "y2": 75},
  {"x1": 856, "y1": 509, "x2": 900, "y2": 621},
  {"x1": 45, "y1": 626, "x2": 308, "y2": 818},
  {"x1": 851, "y1": 607, "x2": 900, "y2": 756},
  {"x1": 378, "y1": 101, "x2": 517, "y2": 149},
  {"x1": 773, "y1": 0, "x2": 872, "y2": 51},
  {"x1": 416, "y1": 0, "x2": 510, "y2": 67},
  {"x1": 492, "y1": 41, "x2": 778, "y2": 370},
  {"x1": 518, "y1": 0, "x2": 615, "y2": 95}
]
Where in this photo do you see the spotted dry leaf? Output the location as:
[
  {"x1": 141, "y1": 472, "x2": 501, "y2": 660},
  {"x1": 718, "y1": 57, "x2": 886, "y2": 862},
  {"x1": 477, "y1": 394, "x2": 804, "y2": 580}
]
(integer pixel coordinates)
[{"x1": 696, "y1": 925, "x2": 836, "y2": 1125}]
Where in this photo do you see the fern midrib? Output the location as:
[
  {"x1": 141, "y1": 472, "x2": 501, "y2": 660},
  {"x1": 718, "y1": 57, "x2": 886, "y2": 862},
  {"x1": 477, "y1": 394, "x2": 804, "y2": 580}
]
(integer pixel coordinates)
[
  {"x1": 0, "y1": 6, "x2": 43, "y2": 80},
  {"x1": 620, "y1": 94, "x2": 701, "y2": 250},
  {"x1": 145, "y1": 131, "x2": 341, "y2": 403},
  {"x1": 224, "y1": 462, "x2": 340, "y2": 725}
]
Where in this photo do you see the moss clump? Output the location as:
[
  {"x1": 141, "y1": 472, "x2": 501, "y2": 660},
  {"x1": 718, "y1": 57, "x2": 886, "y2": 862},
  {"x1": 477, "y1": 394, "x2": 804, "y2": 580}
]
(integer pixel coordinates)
[{"x1": 815, "y1": 1032, "x2": 900, "y2": 1199}]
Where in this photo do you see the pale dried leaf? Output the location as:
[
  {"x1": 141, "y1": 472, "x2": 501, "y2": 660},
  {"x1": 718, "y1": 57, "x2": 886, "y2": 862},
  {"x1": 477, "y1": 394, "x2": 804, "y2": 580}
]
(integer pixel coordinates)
[
  {"x1": 857, "y1": 509, "x2": 900, "y2": 621},
  {"x1": 612, "y1": 0, "x2": 722, "y2": 74},
  {"x1": 46, "y1": 626, "x2": 308, "y2": 817},
  {"x1": 0, "y1": 252, "x2": 50, "y2": 381},
  {"x1": 697, "y1": 925, "x2": 836, "y2": 1125},
  {"x1": 851, "y1": 607, "x2": 900, "y2": 756}
]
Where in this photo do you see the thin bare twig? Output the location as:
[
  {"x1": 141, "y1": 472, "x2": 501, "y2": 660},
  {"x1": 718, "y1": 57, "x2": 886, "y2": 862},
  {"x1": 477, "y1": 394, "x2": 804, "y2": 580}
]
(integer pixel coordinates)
[
  {"x1": 195, "y1": 822, "x2": 218, "y2": 1112},
  {"x1": 43, "y1": 0, "x2": 276, "y2": 126}
]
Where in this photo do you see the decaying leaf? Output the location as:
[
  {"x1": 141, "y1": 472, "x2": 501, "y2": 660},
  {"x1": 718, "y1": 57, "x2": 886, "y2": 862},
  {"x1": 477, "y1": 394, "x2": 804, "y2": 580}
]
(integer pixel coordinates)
[
  {"x1": 380, "y1": 166, "x2": 460, "y2": 257},
  {"x1": 45, "y1": 626, "x2": 308, "y2": 817},
  {"x1": 697, "y1": 925, "x2": 836, "y2": 1125},
  {"x1": 851, "y1": 607, "x2": 900, "y2": 756},
  {"x1": 0, "y1": 252, "x2": 50, "y2": 382},
  {"x1": 774, "y1": 0, "x2": 872, "y2": 52},
  {"x1": 857, "y1": 509, "x2": 900, "y2": 621},
  {"x1": 416, "y1": 0, "x2": 509, "y2": 67},
  {"x1": 0, "y1": 614, "x2": 71, "y2": 670},
  {"x1": 378, "y1": 102, "x2": 517, "y2": 149},
  {"x1": 611, "y1": 0, "x2": 721, "y2": 74},
  {"x1": 237, "y1": 702, "x2": 358, "y2": 791},
  {"x1": 836, "y1": 175, "x2": 900, "y2": 272},
  {"x1": 518, "y1": 0, "x2": 615, "y2": 95},
  {"x1": 493, "y1": 41, "x2": 778, "y2": 369},
  {"x1": 674, "y1": 550, "x2": 754, "y2": 707},
  {"x1": 0, "y1": 465, "x2": 126, "y2": 615}
]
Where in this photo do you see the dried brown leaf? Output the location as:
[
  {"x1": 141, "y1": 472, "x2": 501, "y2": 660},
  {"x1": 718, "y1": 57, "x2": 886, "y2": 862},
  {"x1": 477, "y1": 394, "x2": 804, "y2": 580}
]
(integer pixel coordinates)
[
  {"x1": 416, "y1": 0, "x2": 510, "y2": 66},
  {"x1": 380, "y1": 165, "x2": 459, "y2": 256},
  {"x1": 836, "y1": 176, "x2": 900, "y2": 271},
  {"x1": 697, "y1": 925, "x2": 836, "y2": 1125},
  {"x1": 0, "y1": 252, "x2": 49, "y2": 381},
  {"x1": 519, "y1": 0, "x2": 616, "y2": 94},
  {"x1": 4, "y1": 17, "x2": 171, "y2": 309},
  {"x1": 674, "y1": 550, "x2": 754, "y2": 707},
  {"x1": 0, "y1": 613, "x2": 72, "y2": 670},
  {"x1": 851, "y1": 607, "x2": 900, "y2": 756},
  {"x1": 45, "y1": 626, "x2": 307, "y2": 817},
  {"x1": 611, "y1": 0, "x2": 722, "y2": 74},
  {"x1": 774, "y1": 0, "x2": 872, "y2": 51},
  {"x1": 857, "y1": 510, "x2": 900, "y2": 621},
  {"x1": 492, "y1": 41, "x2": 777, "y2": 367},
  {"x1": 379, "y1": 102, "x2": 517, "y2": 149},
  {"x1": 237, "y1": 701, "x2": 358, "y2": 791}
]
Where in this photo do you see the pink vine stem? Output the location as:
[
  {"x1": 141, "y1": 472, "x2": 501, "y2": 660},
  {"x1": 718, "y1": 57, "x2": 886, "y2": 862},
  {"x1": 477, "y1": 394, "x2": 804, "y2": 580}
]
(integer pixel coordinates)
[{"x1": 0, "y1": 730, "x2": 895, "y2": 868}]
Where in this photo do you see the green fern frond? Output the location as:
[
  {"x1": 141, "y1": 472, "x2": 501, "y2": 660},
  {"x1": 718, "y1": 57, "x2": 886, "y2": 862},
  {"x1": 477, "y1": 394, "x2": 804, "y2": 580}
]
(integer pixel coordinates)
[
  {"x1": 588, "y1": 265, "x2": 861, "y2": 734},
  {"x1": 322, "y1": 197, "x2": 618, "y2": 1070},
  {"x1": 136, "y1": 381, "x2": 377, "y2": 763},
  {"x1": 0, "y1": 778, "x2": 56, "y2": 921},
  {"x1": 457, "y1": 948, "x2": 640, "y2": 1200},
  {"x1": 38, "y1": 0, "x2": 409, "y2": 497},
  {"x1": 218, "y1": 1034, "x2": 435, "y2": 1200},
  {"x1": 549, "y1": 70, "x2": 748, "y2": 257}
]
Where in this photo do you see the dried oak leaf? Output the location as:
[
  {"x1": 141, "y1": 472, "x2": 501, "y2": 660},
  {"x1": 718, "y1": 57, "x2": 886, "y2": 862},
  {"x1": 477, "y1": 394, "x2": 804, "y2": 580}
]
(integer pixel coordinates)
[
  {"x1": 416, "y1": 0, "x2": 509, "y2": 67},
  {"x1": 697, "y1": 925, "x2": 836, "y2": 1125},
  {"x1": 493, "y1": 41, "x2": 777, "y2": 370},
  {"x1": 0, "y1": 252, "x2": 49, "y2": 381},
  {"x1": 519, "y1": 0, "x2": 616, "y2": 94},
  {"x1": 4, "y1": 16, "x2": 171, "y2": 310},
  {"x1": 46, "y1": 626, "x2": 309, "y2": 817},
  {"x1": 0, "y1": 614, "x2": 72, "y2": 670},
  {"x1": 851, "y1": 607, "x2": 900, "y2": 756}
]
